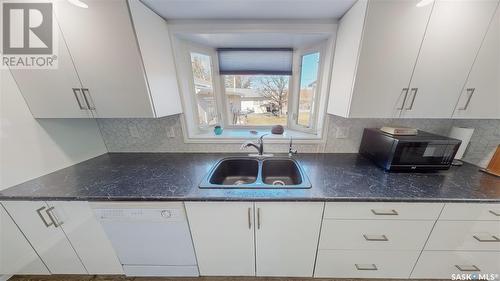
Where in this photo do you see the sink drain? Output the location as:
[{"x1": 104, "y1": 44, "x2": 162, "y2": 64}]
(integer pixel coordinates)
[{"x1": 272, "y1": 180, "x2": 286, "y2": 186}]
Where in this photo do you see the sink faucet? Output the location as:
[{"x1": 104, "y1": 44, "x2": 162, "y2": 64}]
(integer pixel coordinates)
[
  {"x1": 288, "y1": 136, "x2": 298, "y2": 157},
  {"x1": 241, "y1": 134, "x2": 268, "y2": 156}
]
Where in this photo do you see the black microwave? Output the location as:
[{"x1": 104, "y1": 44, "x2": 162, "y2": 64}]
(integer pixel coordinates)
[{"x1": 359, "y1": 128, "x2": 461, "y2": 171}]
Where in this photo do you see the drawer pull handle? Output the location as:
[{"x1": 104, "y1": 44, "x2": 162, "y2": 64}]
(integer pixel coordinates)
[
  {"x1": 363, "y1": 234, "x2": 389, "y2": 241},
  {"x1": 355, "y1": 264, "x2": 378, "y2": 271},
  {"x1": 473, "y1": 234, "x2": 500, "y2": 242},
  {"x1": 46, "y1": 206, "x2": 64, "y2": 228},
  {"x1": 371, "y1": 209, "x2": 398, "y2": 216},
  {"x1": 36, "y1": 206, "x2": 53, "y2": 228},
  {"x1": 489, "y1": 210, "x2": 500, "y2": 217},
  {"x1": 455, "y1": 265, "x2": 480, "y2": 272}
]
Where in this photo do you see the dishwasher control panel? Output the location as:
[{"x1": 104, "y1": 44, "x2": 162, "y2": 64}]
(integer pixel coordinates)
[{"x1": 94, "y1": 208, "x2": 183, "y2": 222}]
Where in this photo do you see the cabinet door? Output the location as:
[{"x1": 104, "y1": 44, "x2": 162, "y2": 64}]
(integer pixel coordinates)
[
  {"x1": 1, "y1": 201, "x2": 86, "y2": 274},
  {"x1": 185, "y1": 202, "x2": 255, "y2": 276},
  {"x1": 255, "y1": 202, "x2": 323, "y2": 277},
  {"x1": 403, "y1": 0, "x2": 499, "y2": 118},
  {"x1": 0, "y1": 204, "x2": 49, "y2": 275},
  {"x1": 54, "y1": 0, "x2": 155, "y2": 118},
  {"x1": 9, "y1": 19, "x2": 92, "y2": 118},
  {"x1": 453, "y1": 5, "x2": 500, "y2": 118},
  {"x1": 349, "y1": 0, "x2": 433, "y2": 118},
  {"x1": 47, "y1": 201, "x2": 123, "y2": 274}
]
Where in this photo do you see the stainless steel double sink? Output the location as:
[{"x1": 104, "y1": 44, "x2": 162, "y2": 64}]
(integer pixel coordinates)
[{"x1": 199, "y1": 157, "x2": 311, "y2": 189}]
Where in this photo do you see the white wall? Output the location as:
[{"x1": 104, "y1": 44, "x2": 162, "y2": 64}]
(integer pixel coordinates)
[{"x1": 0, "y1": 70, "x2": 107, "y2": 190}]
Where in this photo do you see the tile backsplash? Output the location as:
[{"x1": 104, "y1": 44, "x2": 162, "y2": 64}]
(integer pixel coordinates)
[{"x1": 97, "y1": 114, "x2": 500, "y2": 167}]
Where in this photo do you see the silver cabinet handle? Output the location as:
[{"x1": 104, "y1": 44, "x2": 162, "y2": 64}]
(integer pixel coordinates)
[
  {"x1": 36, "y1": 206, "x2": 53, "y2": 228},
  {"x1": 81, "y1": 88, "x2": 96, "y2": 110},
  {"x1": 396, "y1": 88, "x2": 409, "y2": 110},
  {"x1": 72, "y1": 88, "x2": 88, "y2": 110},
  {"x1": 455, "y1": 265, "x2": 480, "y2": 272},
  {"x1": 355, "y1": 264, "x2": 378, "y2": 271},
  {"x1": 405, "y1": 88, "x2": 418, "y2": 110},
  {"x1": 247, "y1": 207, "x2": 252, "y2": 229},
  {"x1": 257, "y1": 208, "x2": 261, "y2": 229},
  {"x1": 46, "y1": 206, "x2": 63, "y2": 228},
  {"x1": 371, "y1": 209, "x2": 398, "y2": 216},
  {"x1": 363, "y1": 234, "x2": 389, "y2": 241},
  {"x1": 458, "y1": 88, "x2": 475, "y2": 110},
  {"x1": 489, "y1": 210, "x2": 500, "y2": 217},
  {"x1": 473, "y1": 234, "x2": 500, "y2": 242}
]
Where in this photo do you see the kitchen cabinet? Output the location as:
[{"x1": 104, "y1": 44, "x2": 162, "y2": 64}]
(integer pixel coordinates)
[
  {"x1": 453, "y1": 6, "x2": 500, "y2": 119},
  {"x1": 8, "y1": 22, "x2": 92, "y2": 118},
  {"x1": 1, "y1": 201, "x2": 87, "y2": 274},
  {"x1": 315, "y1": 202, "x2": 440, "y2": 278},
  {"x1": 185, "y1": 202, "x2": 255, "y2": 276},
  {"x1": 401, "y1": 0, "x2": 499, "y2": 118},
  {"x1": 1, "y1": 201, "x2": 123, "y2": 275},
  {"x1": 254, "y1": 202, "x2": 323, "y2": 277},
  {"x1": 13, "y1": 0, "x2": 182, "y2": 118},
  {"x1": 412, "y1": 203, "x2": 500, "y2": 279},
  {"x1": 328, "y1": 0, "x2": 433, "y2": 118},
  {"x1": 328, "y1": 0, "x2": 499, "y2": 119},
  {"x1": 48, "y1": 201, "x2": 123, "y2": 274},
  {"x1": 186, "y1": 201, "x2": 324, "y2": 277},
  {"x1": 0, "y1": 204, "x2": 49, "y2": 275}
]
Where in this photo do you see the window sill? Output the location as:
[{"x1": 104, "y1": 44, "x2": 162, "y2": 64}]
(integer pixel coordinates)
[{"x1": 183, "y1": 127, "x2": 324, "y2": 144}]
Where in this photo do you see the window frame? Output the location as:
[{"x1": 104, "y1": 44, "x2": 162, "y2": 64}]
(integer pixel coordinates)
[{"x1": 288, "y1": 43, "x2": 326, "y2": 134}]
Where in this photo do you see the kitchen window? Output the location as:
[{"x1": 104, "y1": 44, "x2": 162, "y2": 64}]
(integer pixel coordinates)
[{"x1": 174, "y1": 35, "x2": 333, "y2": 141}]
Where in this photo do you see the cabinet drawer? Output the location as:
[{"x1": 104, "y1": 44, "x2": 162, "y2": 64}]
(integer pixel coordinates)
[
  {"x1": 426, "y1": 221, "x2": 500, "y2": 251},
  {"x1": 315, "y1": 250, "x2": 420, "y2": 278},
  {"x1": 412, "y1": 251, "x2": 500, "y2": 279},
  {"x1": 319, "y1": 220, "x2": 434, "y2": 250},
  {"x1": 441, "y1": 203, "x2": 500, "y2": 221},
  {"x1": 324, "y1": 202, "x2": 443, "y2": 220}
]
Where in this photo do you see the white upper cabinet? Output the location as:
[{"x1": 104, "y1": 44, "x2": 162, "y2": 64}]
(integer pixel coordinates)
[
  {"x1": 254, "y1": 202, "x2": 323, "y2": 277},
  {"x1": 401, "y1": 0, "x2": 499, "y2": 118},
  {"x1": 453, "y1": 5, "x2": 500, "y2": 119},
  {"x1": 16, "y1": 0, "x2": 182, "y2": 118},
  {"x1": 330, "y1": 0, "x2": 433, "y2": 118},
  {"x1": 328, "y1": 0, "x2": 499, "y2": 119},
  {"x1": 8, "y1": 20, "x2": 92, "y2": 118},
  {"x1": 0, "y1": 204, "x2": 50, "y2": 275}
]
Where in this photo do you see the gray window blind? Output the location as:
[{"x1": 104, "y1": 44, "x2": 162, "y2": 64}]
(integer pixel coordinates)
[{"x1": 217, "y1": 48, "x2": 293, "y2": 75}]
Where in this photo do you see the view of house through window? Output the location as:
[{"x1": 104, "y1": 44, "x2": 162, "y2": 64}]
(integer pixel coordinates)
[
  {"x1": 224, "y1": 75, "x2": 289, "y2": 126},
  {"x1": 298, "y1": 52, "x2": 320, "y2": 128},
  {"x1": 190, "y1": 52, "x2": 218, "y2": 127}
]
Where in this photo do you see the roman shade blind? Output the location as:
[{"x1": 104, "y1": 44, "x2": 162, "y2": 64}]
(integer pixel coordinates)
[{"x1": 217, "y1": 48, "x2": 293, "y2": 75}]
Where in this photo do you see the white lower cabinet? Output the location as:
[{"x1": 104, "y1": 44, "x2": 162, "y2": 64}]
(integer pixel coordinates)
[
  {"x1": 254, "y1": 202, "x2": 323, "y2": 277},
  {"x1": 0, "y1": 204, "x2": 49, "y2": 275},
  {"x1": 314, "y1": 202, "x2": 439, "y2": 278},
  {"x1": 47, "y1": 201, "x2": 123, "y2": 274},
  {"x1": 1, "y1": 201, "x2": 86, "y2": 274},
  {"x1": 426, "y1": 220, "x2": 500, "y2": 251},
  {"x1": 1, "y1": 201, "x2": 122, "y2": 275},
  {"x1": 186, "y1": 201, "x2": 324, "y2": 277},
  {"x1": 412, "y1": 251, "x2": 500, "y2": 279},
  {"x1": 315, "y1": 250, "x2": 420, "y2": 278},
  {"x1": 185, "y1": 202, "x2": 255, "y2": 276}
]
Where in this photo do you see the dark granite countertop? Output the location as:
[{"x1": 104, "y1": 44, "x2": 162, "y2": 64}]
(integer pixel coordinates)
[{"x1": 1, "y1": 153, "x2": 499, "y2": 202}]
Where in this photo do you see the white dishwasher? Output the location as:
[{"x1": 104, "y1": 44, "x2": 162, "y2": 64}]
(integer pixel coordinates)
[{"x1": 92, "y1": 202, "x2": 198, "y2": 277}]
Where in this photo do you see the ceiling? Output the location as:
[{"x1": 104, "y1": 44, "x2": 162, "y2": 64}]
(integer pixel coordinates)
[{"x1": 140, "y1": 0, "x2": 356, "y2": 20}]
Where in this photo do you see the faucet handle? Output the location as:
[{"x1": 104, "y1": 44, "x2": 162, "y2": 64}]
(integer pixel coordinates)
[{"x1": 240, "y1": 140, "x2": 254, "y2": 150}]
